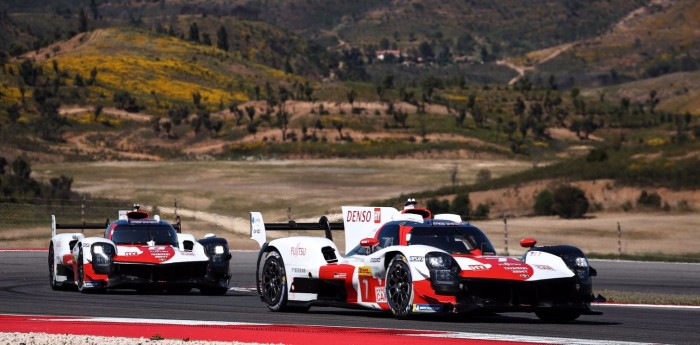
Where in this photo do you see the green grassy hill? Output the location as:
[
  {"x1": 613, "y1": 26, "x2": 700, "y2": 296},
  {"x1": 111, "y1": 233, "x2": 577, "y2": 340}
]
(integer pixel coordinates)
[{"x1": 532, "y1": 1, "x2": 700, "y2": 94}]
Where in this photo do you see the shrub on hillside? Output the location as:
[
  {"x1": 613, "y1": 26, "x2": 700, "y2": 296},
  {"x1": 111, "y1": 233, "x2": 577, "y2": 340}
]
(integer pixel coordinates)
[
  {"x1": 450, "y1": 192, "x2": 471, "y2": 219},
  {"x1": 637, "y1": 190, "x2": 662, "y2": 209},
  {"x1": 426, "y1": 197, "x2": 450, "y2": 214},
  {"x1": 473, "y1": 203, "x2": 490, "y2": 219},
  {"x1": 533, "y1": 189, "x2": 555, "y2": 216},
  {"x1": 552, "y1": 185, "x2": 589, "y2": 219}
]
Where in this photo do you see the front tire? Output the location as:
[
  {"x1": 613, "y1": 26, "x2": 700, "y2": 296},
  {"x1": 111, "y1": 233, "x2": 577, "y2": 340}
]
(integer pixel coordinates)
[
  {"x1": 261, "y1": 251, "x2": 289, "y2": 312},
  {"x1": 535, "y1": 309, "x2": 581, "y2": 323},
  {"x1": 386, "y1": 254, "x2": 414, "y2": 318}
]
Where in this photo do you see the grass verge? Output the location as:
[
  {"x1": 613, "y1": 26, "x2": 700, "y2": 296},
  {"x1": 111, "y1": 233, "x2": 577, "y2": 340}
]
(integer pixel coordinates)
[
  {"x1": 588, "y1": 252, "x2": 700, "y2": 263},
  {"x1": 598, "y1": 289, "x2": 700, "y2": 306}
]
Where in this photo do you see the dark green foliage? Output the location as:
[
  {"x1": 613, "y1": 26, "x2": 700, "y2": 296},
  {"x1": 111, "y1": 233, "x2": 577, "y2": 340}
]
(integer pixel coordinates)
[
  {"x1": 19, "y1": 59, "x2": 40, "y2": 86},
  {"x1": 472, "y1": 203, "x2": 490, "y2": 219},
  {"x1": 552, "y1": 185, "x2": 589, "y2": 219},
  {"x1": 586, "y1": 148, "x2": 608, "y2": 162},
  {"x1": 450, "y1": 192, "x2": 471, "y2": 219},
  {"x1": 533, "y1": 189, "x2": 555, "y2": 216},
  {"x1": 426, "y1": 198, "x2": 450, "y2": 214},
  {"x1": 78, "y1": 8, "x2": 88, "y2": 33},
  {"x1": 637, "y1": 190, "x2": 662, "y2": 209},
  {"x1": 216, "y1": 25, "x2": 229, "y2": 52},
  {"x1": 112, "y1": 91, "x2": 140, "y2": 112}
]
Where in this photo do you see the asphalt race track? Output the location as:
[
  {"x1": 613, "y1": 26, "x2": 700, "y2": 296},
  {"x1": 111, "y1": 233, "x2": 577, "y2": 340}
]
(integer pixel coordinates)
[{"x1": 1, "y1": 251, "x2": 699, "y2": 344}]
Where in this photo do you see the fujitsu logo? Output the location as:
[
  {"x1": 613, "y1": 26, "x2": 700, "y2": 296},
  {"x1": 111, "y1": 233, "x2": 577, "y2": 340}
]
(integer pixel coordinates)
[
  {"x1": 291, "y1": 243, "x2": 307, "y2": 256},
  {"x1": 374, "y1": 208, "x2": 381, "y2": 223}
]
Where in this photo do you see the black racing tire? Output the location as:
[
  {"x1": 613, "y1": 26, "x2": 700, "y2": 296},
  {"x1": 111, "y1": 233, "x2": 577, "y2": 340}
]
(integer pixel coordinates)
[
  {"x1": 386, "y1": 254, "x2": 414, "y2": 319},
  {"x1": 77, "y1": 248, "x2": 87, "y2": 293},
  {"x1": 261, "y1": 251, "x2": 289, "y2": 312},
  {"x1": 48, "y1": 244, "x2": 62, "y2": 291},
  {"x1": 535, "y1": 309, "x2": 582, "y2": 323}
]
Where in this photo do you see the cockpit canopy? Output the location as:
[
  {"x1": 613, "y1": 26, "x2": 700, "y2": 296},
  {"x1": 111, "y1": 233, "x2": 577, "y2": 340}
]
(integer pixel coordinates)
[
  {"x1": 409, "y1": 226, "x2": 496, "y2": 255},
  {"x1": 110, "y1": 221, "x2": 178, "y2": 246}
]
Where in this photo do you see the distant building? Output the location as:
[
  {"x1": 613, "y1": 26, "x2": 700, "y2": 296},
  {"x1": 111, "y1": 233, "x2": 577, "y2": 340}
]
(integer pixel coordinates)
[{"x1": 375, "y1": 50, "x2": 402, "y2": 61}]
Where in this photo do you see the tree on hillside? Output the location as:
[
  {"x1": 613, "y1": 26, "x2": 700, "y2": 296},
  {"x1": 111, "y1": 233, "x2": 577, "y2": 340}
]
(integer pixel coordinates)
[
  {"x1": 245, "y1": 106, "x2": 256, "y2": 123},
  {"x1": 89, "y1": 0, "x2": 99, "y2": 20},
  {"x1": 78, "y1": 8, "x2": 88, "y2": 33},
  {"x1": 552, "y1": 185, "x2": 589, "y2": 219},
  {"x1": 450, "y1": 192, "x2": 471, "y2": 219},
  {"x1": 216, "y1": 25, "x2": 229, "y2": 52},
  {"x1": 533, "y1": 189, "x2": 555, "y2": 216},
  {"x1": 189, "y1": 23, "x2": 200, "y2": 43},
  {"x1": 202, "y1": 32, "x2": 212, "y2": 46}
]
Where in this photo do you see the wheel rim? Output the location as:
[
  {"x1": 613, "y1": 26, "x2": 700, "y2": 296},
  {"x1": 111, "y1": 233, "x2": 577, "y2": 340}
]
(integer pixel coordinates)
[
  {"x1": 262, "y1": 258, "x2": 283, "y2": 305},
  {"x1": 387, "y1": 260, "x2": 411, "y2": 311}
]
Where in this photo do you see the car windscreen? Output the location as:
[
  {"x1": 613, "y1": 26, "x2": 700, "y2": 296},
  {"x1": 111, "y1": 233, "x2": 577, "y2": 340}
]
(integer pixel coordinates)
[
  {"x1": 409, "y1": 226, "x2": 497, "y2": 255},
  {"x1": 111, "y1": 223, "x2": 178, "y2": 246}
]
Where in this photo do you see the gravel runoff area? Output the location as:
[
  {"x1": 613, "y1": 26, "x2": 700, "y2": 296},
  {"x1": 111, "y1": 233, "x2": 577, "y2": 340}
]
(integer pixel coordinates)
[{"x1": 0, "y1": 332, "x2": 275, "y2": 345}]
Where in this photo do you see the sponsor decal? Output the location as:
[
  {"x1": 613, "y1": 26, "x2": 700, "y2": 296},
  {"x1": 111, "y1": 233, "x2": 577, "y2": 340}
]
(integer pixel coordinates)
[
  {"x1": 375, "y1": 287, "x2": 387, "y2": 303},
  {"x1": 409, "y1": 256, "x2": 424, "y2": 262},
  {"x1": 373, "y1": 208, "x2": 381, "y2": 224},
  {"x1": 290, "y1": 243, "x2": 307, "y2": 256},
  {"x1": 534, "y1": 264, "x2": 555, "y2": 271},
  {"x1": 369, "y1": 258, "x2": 381, "y2": 263},
  {"x1": 181, "y1": 251, "x2": 196, "y2": 256},
  {"x1": 414, "y1": 304, "x2": 443, "y2": 312},
  {"x1": 358, "y1": 266, "x2": 372, "y2": 277},
  {"x1": 83, "y1": 243, "x2": 90, "y2": 248},
  {"x1": 291, "y1": 267, "x2": 306, "y2": 273},
  {"x1": 150, "y1": 248, "x2": 172, "y2": 262},
  {"x1": 528, "y1": 251, "x2": 542, "y2": 256},
  {"x1": 333, "y1": 273, "x2": 347, "y2": 279},
  {"x1": 346, "y1": 210, "x2": 373, "y2": 223},
  {"x1": 468, "y1": 264, "x2": 488, "y2": 271}
]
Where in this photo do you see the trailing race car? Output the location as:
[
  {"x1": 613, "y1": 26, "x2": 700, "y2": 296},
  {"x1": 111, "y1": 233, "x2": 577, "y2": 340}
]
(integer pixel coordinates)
[
  {"x1": 49, "y1": 205, "x2": 231, "y2": 294},
  {"x1": 250, "y1": 202, "x2": 601, "y2": 322}
]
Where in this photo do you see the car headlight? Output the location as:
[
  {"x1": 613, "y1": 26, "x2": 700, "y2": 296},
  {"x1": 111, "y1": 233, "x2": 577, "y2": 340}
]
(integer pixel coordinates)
[
  {"x1": 214, "y1": 245, "x2": 225, "y2": 255},
  {"x1": 575, "y1": 257, "x2": 589, "y2": 268},
  {"x1": 93, "y1": 245, "x2": 104, "y2": 254},
  {"x1": 425, "y1": 252, "x2": 454, "y2": 270}
]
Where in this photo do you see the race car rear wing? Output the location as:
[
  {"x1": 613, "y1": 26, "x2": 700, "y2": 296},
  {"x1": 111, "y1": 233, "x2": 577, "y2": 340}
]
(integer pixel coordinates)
[
  {"x1": 51, "y1": 215, "x2": 110, "y2": 237},
  {"x1": 250, "y1": 212, "x2": 343, "y2": 248}
]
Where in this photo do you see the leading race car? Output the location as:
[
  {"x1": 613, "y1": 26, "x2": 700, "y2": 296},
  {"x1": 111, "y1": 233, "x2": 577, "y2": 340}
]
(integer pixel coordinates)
[
  {"x1": 250, "y1": 202, "x2": 601, "y2": 322},
  {"x1": 49, "y1": 205, "x2": 231, "y2": 294}
]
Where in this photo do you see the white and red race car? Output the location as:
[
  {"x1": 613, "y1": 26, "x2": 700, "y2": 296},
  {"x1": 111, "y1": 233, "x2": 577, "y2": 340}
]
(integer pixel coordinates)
[
  {"x1": 250, "y1": 203, "x2": 601, "y2": 322},
  {"x1": 49, "y1": 206, "x2": 231, "y2": 294}
]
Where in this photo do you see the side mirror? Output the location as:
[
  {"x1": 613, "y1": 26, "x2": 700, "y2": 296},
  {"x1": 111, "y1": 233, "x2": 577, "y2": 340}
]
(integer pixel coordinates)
[
  {"x1": 360, "y1": 238, "x2": 379, "y2": 247},
  {"x1": 520, "y1": 238, "x2": 537, "y2": 248},
  {"x1": 589, "y1": 266, "x2": 597, "y2": 277}
]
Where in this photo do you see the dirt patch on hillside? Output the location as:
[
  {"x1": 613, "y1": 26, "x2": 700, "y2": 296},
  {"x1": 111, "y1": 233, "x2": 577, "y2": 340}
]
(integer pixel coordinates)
[{"x1": 470, "y1": 179, "x2": 700, "y2": 218}]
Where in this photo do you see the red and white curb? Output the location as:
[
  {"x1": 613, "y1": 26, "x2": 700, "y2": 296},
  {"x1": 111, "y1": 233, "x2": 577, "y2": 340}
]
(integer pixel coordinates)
[{"x1": 0, "y1": 314, "x2": 661, "y2": 345}]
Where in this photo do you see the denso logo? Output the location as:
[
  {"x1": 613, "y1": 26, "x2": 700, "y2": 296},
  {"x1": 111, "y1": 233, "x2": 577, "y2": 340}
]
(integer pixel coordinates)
[
  {"x1": 346, "y1": 210, "x2": 373, "y2": 223},
  {"x1": 291, "y1": 243, "x2": 306, "y2": 256}
]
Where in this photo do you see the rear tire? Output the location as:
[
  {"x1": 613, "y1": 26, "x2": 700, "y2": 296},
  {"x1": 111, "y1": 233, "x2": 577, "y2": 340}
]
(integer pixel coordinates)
[
  {"x1": 76, "y1": 249, "x2": 89, "y2": 293},
  {"x1": 535, "y1": 309, "x2": 581, "y2": 323},
  {"x1": 386, "y1": 254, "x2": 414, "y2": 319},
  {"x1": 48, "y1": 244, "x2": 62, "y2": 291},
  {"x1": 261, "y1": 251, "x2": 289, "y2": 312}
]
